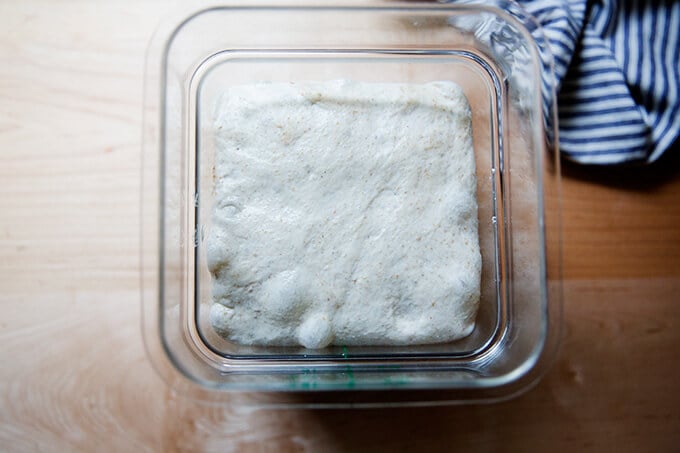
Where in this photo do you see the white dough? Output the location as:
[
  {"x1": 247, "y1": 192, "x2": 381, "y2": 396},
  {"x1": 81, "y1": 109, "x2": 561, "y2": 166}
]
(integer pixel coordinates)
[{"x1": 207, "y1": 80, "x2": 481, "y2": 348}]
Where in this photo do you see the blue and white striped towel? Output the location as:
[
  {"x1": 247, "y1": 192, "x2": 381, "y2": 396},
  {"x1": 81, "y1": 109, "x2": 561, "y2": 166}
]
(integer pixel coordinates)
[{"x1": 521, "y1": 0, "x2": 680, "y2": 164}]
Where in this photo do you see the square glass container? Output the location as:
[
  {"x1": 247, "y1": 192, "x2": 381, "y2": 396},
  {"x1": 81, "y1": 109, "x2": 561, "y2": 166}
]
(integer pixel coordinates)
[{"x1": 142, "y1": 0, "x2": 562, "y2": 406}]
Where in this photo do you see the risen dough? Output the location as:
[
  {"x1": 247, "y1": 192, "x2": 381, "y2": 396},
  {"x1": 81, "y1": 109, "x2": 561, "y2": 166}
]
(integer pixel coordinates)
[{"x1": 207, "y1": 80, "x2": 480, "y2": 348}]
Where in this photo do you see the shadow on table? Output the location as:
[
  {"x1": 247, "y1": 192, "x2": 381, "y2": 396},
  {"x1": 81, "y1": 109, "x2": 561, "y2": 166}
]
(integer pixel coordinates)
[
  {"x1": 561, "y1": 138, "x2": 680, "y2": 191},
  {"x1": 274, "y1": 384, "x2": 581, "y2": 451}
]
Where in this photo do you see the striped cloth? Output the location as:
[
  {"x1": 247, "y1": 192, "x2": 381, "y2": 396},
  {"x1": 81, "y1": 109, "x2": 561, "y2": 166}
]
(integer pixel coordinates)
[{"x1": 520, "y1": 0, "x2": 680, "y2": 164}]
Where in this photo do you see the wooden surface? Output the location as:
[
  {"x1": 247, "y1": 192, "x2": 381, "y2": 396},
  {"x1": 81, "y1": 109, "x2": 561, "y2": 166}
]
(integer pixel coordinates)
[{"x1": 1, "y1": 2, "x2": 679, "y2": 451}]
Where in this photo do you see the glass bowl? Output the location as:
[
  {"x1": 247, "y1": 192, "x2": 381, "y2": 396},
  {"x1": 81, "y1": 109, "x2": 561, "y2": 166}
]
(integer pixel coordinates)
[{"x1": 142, "y1": 0, "x2": 562, "y2": 406}]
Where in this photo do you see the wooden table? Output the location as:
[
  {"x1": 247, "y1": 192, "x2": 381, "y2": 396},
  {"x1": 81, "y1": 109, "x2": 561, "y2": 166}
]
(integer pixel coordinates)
[{"x1": 1, "y1": 2, "x2": 679, "y2": 451}]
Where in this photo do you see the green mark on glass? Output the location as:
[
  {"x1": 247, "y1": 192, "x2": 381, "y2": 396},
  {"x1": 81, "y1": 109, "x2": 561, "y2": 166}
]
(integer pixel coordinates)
[{"x1": 345, "y1": 365, "x2": 355, "y2": 389}]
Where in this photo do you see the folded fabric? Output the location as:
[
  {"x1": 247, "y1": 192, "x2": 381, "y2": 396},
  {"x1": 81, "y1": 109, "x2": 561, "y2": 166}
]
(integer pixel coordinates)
[{"x1": 520, "y1": 0, "x2": 680, "y2": 164}]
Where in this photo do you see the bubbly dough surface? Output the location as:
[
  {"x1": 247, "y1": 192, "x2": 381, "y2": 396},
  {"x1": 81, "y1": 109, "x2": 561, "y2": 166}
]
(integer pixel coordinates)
[{"x1": 207, "y1": 80, "x2": 481, "y2": 348}]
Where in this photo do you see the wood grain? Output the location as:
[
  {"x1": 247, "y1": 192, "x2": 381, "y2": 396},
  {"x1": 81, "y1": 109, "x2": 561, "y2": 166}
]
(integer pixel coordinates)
[{"x1": 1, "y1": 2, "x2": 679, "y2": 451}]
